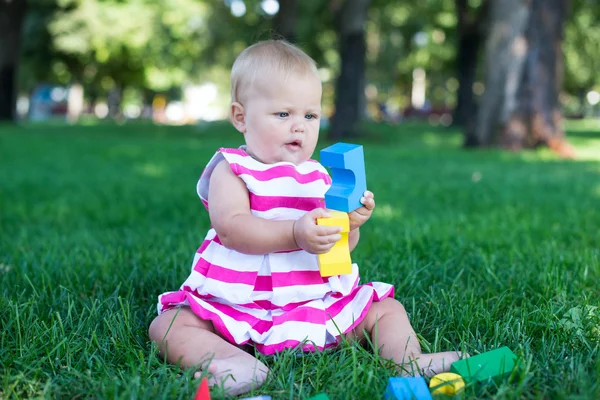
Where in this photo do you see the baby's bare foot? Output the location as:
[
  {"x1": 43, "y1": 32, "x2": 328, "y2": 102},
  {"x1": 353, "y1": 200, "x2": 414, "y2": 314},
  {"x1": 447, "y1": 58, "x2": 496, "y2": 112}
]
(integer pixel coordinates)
[
  {"x1": 400, "y1": 351, "x2": 468, "y2": 377},
  {"x1": 194, "y1": 353, "x2": 269, "y2": 396}
]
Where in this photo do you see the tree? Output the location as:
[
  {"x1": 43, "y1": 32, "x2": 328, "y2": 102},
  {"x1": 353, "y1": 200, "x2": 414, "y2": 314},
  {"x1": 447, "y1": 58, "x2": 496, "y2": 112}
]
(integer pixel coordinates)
[
  {"x1": 48, "y1": 0, "x2": 157, "y2": 114},
  {"x1": 19, "y1": 0, "x2": 216, "y2": 115},
  {"x1": 0, "y1": 0, "x2": 28, "y2": 122},
  {"x1": 563, "y1": 0, "x2": 600, "y2": 114},
  {"x1": 453, "y1": 0, "x2": 488, "y2": 127},
  {"x1": 469, "y1": 0, "x2": 573, "y2": 156},
  {"x1": 329, "y1": 0, "x2": 371, "y2": 140},
  {"x1": 272, "y1": 0, "x2": 297, "y2": 42}
]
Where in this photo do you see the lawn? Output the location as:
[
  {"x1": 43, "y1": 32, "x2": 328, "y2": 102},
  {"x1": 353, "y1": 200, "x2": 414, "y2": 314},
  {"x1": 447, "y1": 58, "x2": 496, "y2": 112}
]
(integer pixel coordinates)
[{"x1": 1, "y1": 120, "x2": 599, "y2": 399}]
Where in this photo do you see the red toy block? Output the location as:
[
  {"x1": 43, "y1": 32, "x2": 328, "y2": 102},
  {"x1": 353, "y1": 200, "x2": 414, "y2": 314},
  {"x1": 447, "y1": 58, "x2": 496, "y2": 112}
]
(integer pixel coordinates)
[{"x1": 193, "y1": 377, "x2": 211, "y2": 400}]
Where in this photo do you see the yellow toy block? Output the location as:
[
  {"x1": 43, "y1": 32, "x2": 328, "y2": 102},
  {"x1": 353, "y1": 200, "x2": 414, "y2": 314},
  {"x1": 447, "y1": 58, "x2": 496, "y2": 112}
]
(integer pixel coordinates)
[
  {"x1": 429, "y1": 372, "x2": 465, "y2": 396},
  {"x1": 316, "y1": 210, "x2": 352, "y2": 277}
]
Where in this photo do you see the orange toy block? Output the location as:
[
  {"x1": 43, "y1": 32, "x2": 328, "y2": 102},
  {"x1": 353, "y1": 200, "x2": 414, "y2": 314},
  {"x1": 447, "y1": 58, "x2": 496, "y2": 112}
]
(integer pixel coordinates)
[
  {"x1": 193, "y1": 377, "x2": 211, "y2": 400},
  {"x1": 316, "y1": 210, "x2": 352, "y2": 277}
]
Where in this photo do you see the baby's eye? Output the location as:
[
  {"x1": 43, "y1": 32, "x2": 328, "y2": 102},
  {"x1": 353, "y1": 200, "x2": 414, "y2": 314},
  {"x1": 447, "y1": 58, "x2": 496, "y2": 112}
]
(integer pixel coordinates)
[
  {"x1": 276, "y1": 112, "x2": 289, "y2": 118},
  {"x1": 305, "y1": 114, "x2": 318, "y2": 120}
]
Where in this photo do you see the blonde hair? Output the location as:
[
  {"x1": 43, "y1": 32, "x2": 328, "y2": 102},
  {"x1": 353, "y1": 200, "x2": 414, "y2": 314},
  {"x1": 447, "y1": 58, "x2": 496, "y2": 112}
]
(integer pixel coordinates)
[{"x1": 230, "y1": 40, "x2": 319, "y2": 104}]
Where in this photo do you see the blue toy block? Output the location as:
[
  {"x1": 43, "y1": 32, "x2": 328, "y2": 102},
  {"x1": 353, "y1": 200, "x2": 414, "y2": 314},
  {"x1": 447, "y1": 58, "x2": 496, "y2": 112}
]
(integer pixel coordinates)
[
  {"x1": 320, "y1": 142, "x2": 367, "y2": 213},
  {"x1": 384, "y1": 377, "x2": 432, "y2": 400}
]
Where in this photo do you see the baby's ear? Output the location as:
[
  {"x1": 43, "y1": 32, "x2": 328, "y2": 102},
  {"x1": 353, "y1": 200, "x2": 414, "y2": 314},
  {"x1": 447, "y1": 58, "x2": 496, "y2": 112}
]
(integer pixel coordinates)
[{"x1": 230, "y1": 102, "x2": 246, "y2": 133}]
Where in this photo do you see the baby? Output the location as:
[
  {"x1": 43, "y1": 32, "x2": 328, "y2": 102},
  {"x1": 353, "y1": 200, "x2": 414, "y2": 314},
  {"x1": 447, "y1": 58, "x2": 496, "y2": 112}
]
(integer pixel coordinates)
[{"x1": 149, "y1": 40, "x2": 465, "y2": 396}]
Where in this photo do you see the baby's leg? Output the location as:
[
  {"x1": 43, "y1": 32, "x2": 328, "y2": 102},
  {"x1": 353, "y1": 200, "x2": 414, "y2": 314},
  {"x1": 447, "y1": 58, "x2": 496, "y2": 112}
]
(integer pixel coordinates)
[
  {"x1": 346, "y1": 298, "x2": 466, "y2": 376},
  {"x1": 149, "y1": 307, "x2": 268, "y2": 396}
]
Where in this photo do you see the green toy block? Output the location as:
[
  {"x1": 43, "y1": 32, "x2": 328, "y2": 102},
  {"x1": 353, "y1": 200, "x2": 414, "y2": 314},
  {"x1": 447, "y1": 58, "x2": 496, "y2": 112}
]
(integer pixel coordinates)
[
  {"x1": 450, "y1": 346, "x2": 517, "y2": 383},
  {"x1": 306, "y1": 394, "x2": 330, "y2": 400}
]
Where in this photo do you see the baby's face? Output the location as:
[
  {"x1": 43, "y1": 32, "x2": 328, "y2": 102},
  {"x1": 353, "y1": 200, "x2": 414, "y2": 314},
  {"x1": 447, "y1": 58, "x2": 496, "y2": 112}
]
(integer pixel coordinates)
[{"x1": 239, "y1": 71, "x2": 322, "y2": 165}]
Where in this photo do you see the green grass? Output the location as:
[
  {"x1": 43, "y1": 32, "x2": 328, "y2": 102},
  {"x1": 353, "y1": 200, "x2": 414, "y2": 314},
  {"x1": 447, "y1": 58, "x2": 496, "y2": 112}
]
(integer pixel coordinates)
[{"x1": 1, "y1": 120, "x2": 599, "y2": 399}]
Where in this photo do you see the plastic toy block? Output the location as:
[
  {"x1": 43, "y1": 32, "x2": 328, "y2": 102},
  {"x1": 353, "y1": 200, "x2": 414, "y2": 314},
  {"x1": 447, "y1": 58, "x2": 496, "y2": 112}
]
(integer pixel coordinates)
[
  {"x1": 450, "y1": 346, "x2": 517, "y2": 383},
  {"x1": 316, "y1": 210, "x2": 352, "y2": 277},
  {"x1": 320, "y1": 142, "x2": 367, "y2": 213},
  {"x1": 384, "y1": 377, "x2": 432, "y2": 400},
  {"x1": 305, "y1": 394, "x2": 330, "y2": 400},
  {"x1": 429, "y1": 373, "x2": 465, "y2": 396},
  {"x1": 193, "y1": 377, "x2": 211, "y2": 400}
]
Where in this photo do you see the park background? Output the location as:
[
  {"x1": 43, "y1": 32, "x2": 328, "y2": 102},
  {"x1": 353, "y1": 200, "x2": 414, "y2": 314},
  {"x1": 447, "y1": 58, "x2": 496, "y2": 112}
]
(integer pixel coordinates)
[{"x1": 1, "y1": 0, "x2": 599, "y2": 399}]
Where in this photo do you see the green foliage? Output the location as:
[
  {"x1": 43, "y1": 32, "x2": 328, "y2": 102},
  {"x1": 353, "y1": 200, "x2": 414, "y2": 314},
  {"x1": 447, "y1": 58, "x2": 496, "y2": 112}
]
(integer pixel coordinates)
[
  {"x1": 367, "y1": 1, "x2": 460, "y2": 105},
  {"x1": 15, "y1": 0, "x2": 600, "y2": 110},
  {"x1": 1, "y1": 121, "x2": 600, "y2": 398},
  {"x1": 552, "y1": 305, "x2": 600, "y2": 347},
  {"x1": 564, "y1": 0, "x2": 600, "y2": 94},
  {"x1": 20, "y1": 0, "x2": 214, "y2": 95}
]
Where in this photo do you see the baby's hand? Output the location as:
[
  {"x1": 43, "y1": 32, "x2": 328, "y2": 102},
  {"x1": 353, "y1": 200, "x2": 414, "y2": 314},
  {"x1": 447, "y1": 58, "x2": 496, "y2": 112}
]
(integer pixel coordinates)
[
  {"x1": 293, "y1": 208, "x2": 342, "y2": 254},
  {"x1": 349, "y1": 190, "x2": 375, "y2": 231}
]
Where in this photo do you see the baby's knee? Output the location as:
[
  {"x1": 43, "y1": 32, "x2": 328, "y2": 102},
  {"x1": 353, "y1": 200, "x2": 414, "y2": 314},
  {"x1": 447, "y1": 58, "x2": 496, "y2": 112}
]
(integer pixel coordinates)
[
  {"x1": 148, "y1": 308, "x2": 187, "y2": 343},
  {"x1": 149, "y1": 308, "x2": 215, "y2": 344},
  {"x1": 359, "y1": 297, "x2": 408, "y2": 333},
  {"x1": 148, "y1": 313, "x2": 170, "y2": 344},
  {"x1": 376, "y1": 297, "x2": 408, "y2": 317}
]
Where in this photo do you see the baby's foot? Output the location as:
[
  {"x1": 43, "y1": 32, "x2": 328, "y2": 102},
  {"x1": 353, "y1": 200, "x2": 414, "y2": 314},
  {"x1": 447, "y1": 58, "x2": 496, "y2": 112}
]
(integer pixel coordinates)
[
  {"x1": 401, "y1": 351, "x2": 468, "y2": 377},
  {"x1": 194, "y1": 353, "x2": 269, "y2": 396}
]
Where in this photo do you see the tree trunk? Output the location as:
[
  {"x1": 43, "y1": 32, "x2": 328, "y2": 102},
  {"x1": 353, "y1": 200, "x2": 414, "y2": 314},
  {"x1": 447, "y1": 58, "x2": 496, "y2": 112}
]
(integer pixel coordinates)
[
  {"x1": 329, "y1": 0, "x2": 371, "y2": 140},
  {"x1": 453, "y1": 0, "x2": 487, "y2": 129},
  {"x1": 272, "y1": 0, "x2": 296, "y2": 43},
  {"x1": 468, "y1": 0, "x2": 572, "y2": 156},
  {"x1": 503, "y1": 0, "x2": 572, "y2": 156},
  {"x1": 108, "y1": 86, "x2": 123, "y2": 119},
  {"x1": 468, "y1": 0, "x2": 530, "y2": 147},
  {"x1": 0, "y1": 0, "x2": 28, "y2": 122}
]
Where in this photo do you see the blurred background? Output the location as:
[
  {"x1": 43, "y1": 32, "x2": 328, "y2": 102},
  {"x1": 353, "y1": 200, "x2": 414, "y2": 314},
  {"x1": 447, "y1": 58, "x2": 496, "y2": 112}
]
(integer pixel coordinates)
[
  {"x1": 1, "y1": 0, "x2": 599, "y2": 152},
  {"x1": 1, "y1": 4, "x2": 600, "y2": 398}
]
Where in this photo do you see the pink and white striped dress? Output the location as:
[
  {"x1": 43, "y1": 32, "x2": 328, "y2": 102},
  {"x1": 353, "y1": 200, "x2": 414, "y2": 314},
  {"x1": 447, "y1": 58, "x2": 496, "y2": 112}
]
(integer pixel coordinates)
[{"x1": 157, "y1": 147, "x2": 394, "y2": 355}]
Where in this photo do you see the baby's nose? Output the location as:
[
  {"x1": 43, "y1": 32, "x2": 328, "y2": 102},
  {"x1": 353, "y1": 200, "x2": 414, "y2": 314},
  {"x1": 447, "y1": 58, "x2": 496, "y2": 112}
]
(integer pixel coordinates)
[{"x1": 292, "y1": 122, "x2": 305, "y2": 133}]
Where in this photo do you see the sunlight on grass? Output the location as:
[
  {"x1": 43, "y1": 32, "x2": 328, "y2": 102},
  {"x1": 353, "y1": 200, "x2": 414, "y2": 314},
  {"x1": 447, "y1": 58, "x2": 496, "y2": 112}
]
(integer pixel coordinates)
[
  {"x1": 471, "y1": 171, "x2": 482, "y2": 182},
  {"x1": 373, "y1": 203, "x2": 400, "y2": 220},
  {"x1": 566, "y1": 119, "x2": 600, "y2": 161},
  {"x1": 515, "y1": 138, "x2": 600, "y2": 162},
  {"x1": 518, "y1": 149, "x2": 561, "y2": 161},
  {"x1": 573, "y1": 139, "x2": 600, "y2": 161},
  {"x1": 421, "y1": 131, "x2": 462, "y2": 147},
  {"x1": 422, "y1": 132, "x2": 445, "y2": 146},
  {"x1": 566, "y1": 119, "x2": 600, "y2": 132},
  {"x1": 135, "y1": 163, "x2": 166, "y2": 177},
  {"x1": 0, "y1": 264, "x2": 13, "y2": 274}
]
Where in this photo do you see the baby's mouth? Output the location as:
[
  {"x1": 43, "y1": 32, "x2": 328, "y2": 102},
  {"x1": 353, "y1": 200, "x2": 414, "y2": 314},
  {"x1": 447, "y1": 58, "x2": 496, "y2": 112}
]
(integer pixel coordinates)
[{"x1": 286, "y1": 140, "x2": 302, "y2": 149}]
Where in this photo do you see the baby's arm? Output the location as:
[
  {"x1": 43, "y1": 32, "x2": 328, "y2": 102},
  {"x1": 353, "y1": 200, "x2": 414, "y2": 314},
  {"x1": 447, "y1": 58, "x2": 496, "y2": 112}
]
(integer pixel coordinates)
[
  {"x1": 349, "y1": 229, "x2": 360, "y2": 252},
  {"x1": 208, "y1": 160, "x2": 341, "y2": 255},
  {"x1": 208, "y1": 159, "x2": 296, "y2": 254}
]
